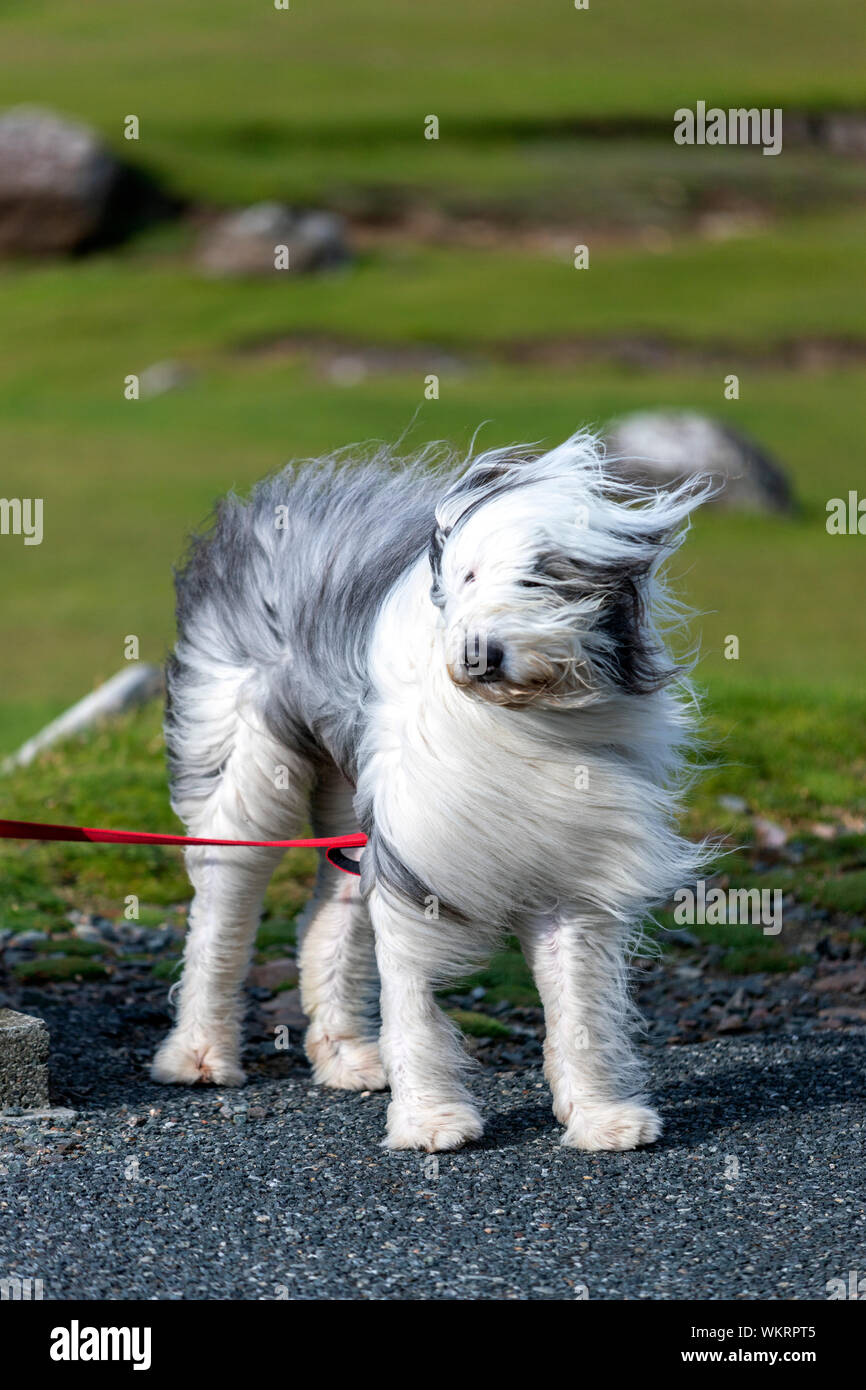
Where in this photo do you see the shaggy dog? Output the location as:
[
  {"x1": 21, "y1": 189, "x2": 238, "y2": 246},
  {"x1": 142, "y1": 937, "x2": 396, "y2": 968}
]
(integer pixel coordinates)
[{"x1": 151, "y1": 432, "x2": 710, "y2": 1152}]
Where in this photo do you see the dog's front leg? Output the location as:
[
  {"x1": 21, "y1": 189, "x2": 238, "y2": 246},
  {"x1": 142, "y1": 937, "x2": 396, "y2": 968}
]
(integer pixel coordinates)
[
  {"x1": 518, "y1": 910, "x2": 661, "y2": 1151},
  {"x1": 369, "y1": 888, "x2": 483, "y2": 1152}
]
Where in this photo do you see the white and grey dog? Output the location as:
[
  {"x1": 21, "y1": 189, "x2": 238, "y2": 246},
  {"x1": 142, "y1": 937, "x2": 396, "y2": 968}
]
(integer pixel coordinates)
[{"x1": 152, "y1": 431, "x2": 710, "y2": 1152}]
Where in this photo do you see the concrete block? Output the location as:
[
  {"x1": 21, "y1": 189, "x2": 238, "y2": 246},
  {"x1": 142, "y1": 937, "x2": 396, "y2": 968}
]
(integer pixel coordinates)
[{"x1": 0, "y1": 1008, "x2": 50, "y2": 1110}]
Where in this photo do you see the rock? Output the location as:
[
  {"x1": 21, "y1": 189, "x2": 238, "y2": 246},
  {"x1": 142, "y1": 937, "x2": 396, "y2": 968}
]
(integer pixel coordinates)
[
  {"x1": 0, "y1": 106, "x2": 175, "y2": 257},
  {"x1": 813, "y1": 965, "x2": 866, "y2": 995},
  {"x1": 12, "y1": 930, "x2": 48, "y2": 949},
  {"x1": 146, "y1": 927, "x2": 175, "y2": 953},
  {"x1": 816, "y1": 934, "x2": 848, "y2": 961},
  {"x1": 113, "y1": 922, "x2": 147, "y2": 946},
  {"x1": 0, "y1": 107, "x2": 117, "y2": 254},
  {"x1": 0, "y1": 1008, "x2": 50, "y2": 1111},
  {"x1": 139, "y1": 361, "x2": 193, "y2": 399},
  {"x1": 664, "y1": 928, "x2": 702, "y2": 949},
  {"x1": 197, "y1": 202, "x2": 350, "y2": 277},
  {"x1": 716, "y1": 1013, "x2": 746, "y2": 1034},
  {"x1": 248, "y1": 958, "x2": 299, "y2": 992},
  {"x1": 219, "y1": 1101, "x2": 247, "y2": 1120},
  {"x1": 2, "y1": 663, "x2": 164, "y2": 771},
  {"x1": 261, "y1": 989, "x2": 308, "y2": 1032},
  {"x1": 605, "y1": 411, "x2": 795, "y2": 514},
  {"x1": 810, "y1": 823, "x2": 837, "y2": 841},
  {"x1": 741, "y1": 976, "x2": 766, "y2": 997},
  {"x1": 746, "y1": 1007, "x2": 772, "y2": 1030},
  {"x1": 73, "y1": 924, "x2": 105, "y2": 944},
  {"x1": 753, "y1": 817, "x2": 788, "y2": 850},
  {"x1": 0, "y1": 1106, "x2": 77, "y2": 1125},
  {"x1": 818, "y1": 1005, "x2": 866, "y2": 1025},
  {"x1": 819, "y1": 114, "x2": 866, "y2": 157}
]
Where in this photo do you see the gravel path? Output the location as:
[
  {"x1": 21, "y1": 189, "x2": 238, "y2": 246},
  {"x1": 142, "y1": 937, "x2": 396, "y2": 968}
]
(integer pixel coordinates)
[{"x1": 1, "y1": 988, "x2": 863, "y2": 1301}]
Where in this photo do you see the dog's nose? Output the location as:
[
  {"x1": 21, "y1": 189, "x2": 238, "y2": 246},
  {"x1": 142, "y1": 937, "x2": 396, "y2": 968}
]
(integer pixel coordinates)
[{"x1": 465, "y1": 635, "x2": 505, "y2": 680}]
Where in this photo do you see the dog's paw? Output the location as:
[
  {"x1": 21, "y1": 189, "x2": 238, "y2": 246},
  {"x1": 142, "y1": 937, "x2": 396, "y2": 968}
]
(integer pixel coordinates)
[
  {"x1": 151, "y1": 1031, "x2": 245, "y2": 1088},
  {"x1": 383, "y1": 1099, "x2": 483, "y2": 1153},
  {"x1": 306, "y1": 1027, "x2": 387, "y2": 1092},
  {"x1": 561, "y1": 1100, "x2": 662, "y2": 1152}
]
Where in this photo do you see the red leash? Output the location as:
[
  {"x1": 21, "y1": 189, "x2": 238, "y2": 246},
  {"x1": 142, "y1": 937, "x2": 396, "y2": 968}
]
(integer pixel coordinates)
[{"x1": 0, "y1": 818, "x2": 366, "y2": 876}]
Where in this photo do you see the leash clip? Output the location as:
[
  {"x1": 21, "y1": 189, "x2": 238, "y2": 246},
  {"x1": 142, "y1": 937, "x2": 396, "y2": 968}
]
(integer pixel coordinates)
[{"x1": 325, "y1": 846, "x2": 362, "y2": 876}]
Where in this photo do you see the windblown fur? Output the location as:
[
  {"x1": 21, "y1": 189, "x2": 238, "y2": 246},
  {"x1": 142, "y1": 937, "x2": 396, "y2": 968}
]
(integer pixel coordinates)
[{"x1": 152, "y1": 431, "x2": 712, "y2": 1152}]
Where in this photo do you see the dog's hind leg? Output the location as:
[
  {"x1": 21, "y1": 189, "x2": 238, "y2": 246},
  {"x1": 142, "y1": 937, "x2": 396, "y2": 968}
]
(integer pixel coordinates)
[
  {"x1": 297, "y1": 767, "x2": 386, "y2": 1091},
  {"x1": 517, "y1": 909, "x2": 661, "y2": 1151},
  {"x1": 152, "y1": 678, "x2": 313, "y2": 1088},
  {"x1": 369, "y1": 888, "x2": 484, "y2": 1152}
]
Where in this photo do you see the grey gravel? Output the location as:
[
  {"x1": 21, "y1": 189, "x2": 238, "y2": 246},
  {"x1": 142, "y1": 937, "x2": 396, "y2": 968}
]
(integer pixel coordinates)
[{"x1": 0, "y1": 990, "x2": 862, "y2": 1301}]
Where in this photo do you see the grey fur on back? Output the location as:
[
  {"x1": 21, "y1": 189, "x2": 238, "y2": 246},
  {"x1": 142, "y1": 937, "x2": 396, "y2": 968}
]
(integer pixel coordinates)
[{"x1": 169, "y1": 448, "x2": 450, "y2": 780}]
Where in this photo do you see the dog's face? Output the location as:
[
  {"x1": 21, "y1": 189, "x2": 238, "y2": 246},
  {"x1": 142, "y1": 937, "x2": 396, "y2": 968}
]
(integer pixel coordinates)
[{"x1": 428, "y1": 435, "x2": 707, "y2": 707}]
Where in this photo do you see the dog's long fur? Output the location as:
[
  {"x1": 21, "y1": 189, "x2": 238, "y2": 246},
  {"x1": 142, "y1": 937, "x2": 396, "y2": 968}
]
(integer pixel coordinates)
[{"x1": 152, "y1": 431, "x2": 711, "y2": 1151}]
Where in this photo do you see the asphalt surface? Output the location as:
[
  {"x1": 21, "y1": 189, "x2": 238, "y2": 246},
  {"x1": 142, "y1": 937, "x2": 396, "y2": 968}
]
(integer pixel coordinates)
[{"x1": 1, "y1": 989, "x2": 864, "y2": 1300}]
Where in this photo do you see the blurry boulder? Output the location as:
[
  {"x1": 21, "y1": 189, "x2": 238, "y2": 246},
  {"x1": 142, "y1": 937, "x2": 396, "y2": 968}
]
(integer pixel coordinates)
[
  {"x1": 139, "y1": 360, "x2": 193, "y2": 398},
  {"x1": 819, "y1": 114, "x2": 866, "y2": 157},
  {"x1": 605, "y1": 411, "x2": 795, "y2": 514},
  {"x1": 197, "y1": 201, "x2": 350, "y2": 276},
  {"x1": 0, "y1": 107, "x2": 115, "y2": 254},
  {"x1": 0, "y1": 106, "x2": 176, "y2": 256}
]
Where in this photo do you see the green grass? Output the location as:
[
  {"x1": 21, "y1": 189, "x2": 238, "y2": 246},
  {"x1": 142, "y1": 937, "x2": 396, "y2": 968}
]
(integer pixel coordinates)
[
  {"x1": 151, "y1": 957, "x2": 182, "y2": 982},
  {"x1": 11, "y1": 956, "x2": 109, "y2": 982},
  {"x1": 458, "y1": 940, "x2": 541, "y2": 1008},
  {"x1": 30, "y1": 937, "x2": 104, "y2": 956},
  {"x1": 4, "y1": 212, "x2": 866, "y2": 393},
  {"x1": 2, "y1": 1, "x2": 864, "y2": 205},
  {"x1": 133, "y1": 139, "x2": 865, "y2": 229},
  {"x1": 687, "y1": 691, "x2": 866, "y2": 829},
  {"x1": 447, "y1": 1009, "x2": 512, "y2": 1040}
]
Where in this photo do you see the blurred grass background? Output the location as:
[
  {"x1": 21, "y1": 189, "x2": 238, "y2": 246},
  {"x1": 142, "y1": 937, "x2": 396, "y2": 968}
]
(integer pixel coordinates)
[
  {"x1": 3, "y1": 0, "x2": 865, "y2": 179},
  {"x1": 0, "y1": 2, "x2": 864, "y2": 938}
]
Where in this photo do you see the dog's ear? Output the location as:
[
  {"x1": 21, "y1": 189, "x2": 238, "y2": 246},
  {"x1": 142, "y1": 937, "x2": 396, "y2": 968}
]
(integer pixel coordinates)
[
  {"x1": 576, "y1": 470, "x2": 713, "y2": 695},
  {"x1": 590, "y1": 562, "x2": 676, "y2": 695},
  {"x1": 575, "y1": 514, "x2": 685, "y2": 695},
  {"x1": 428, "y1": 523, "x2": 449, "y2": 608}
]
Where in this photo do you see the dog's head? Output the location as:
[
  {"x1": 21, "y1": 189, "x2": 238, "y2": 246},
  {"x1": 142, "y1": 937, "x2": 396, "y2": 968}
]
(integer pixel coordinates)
[{"x1": 428, "y1": 432, "x2": 711, "y2": 707}]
